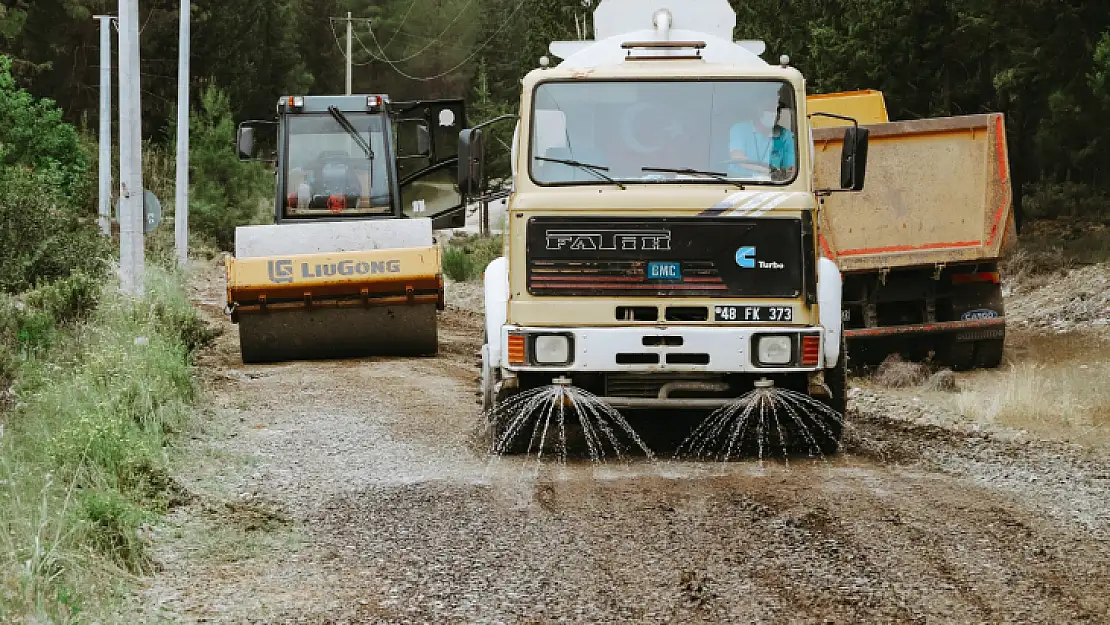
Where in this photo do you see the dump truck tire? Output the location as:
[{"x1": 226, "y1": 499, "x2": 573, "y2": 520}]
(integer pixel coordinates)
[
  {"x1": 237, "y1": 304, "x2": 438, "y2": 364},
  {"x1": 974, "y1": 338, "x2": 1005, "y2": 369}
]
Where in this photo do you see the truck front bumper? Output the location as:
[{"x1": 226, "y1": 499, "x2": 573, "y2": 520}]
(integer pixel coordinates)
[{"x1": 500, "y1": 325, "x2": 826, "y2": 374}]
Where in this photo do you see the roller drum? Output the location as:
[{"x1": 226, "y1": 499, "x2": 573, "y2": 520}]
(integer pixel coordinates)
[{"x1": 237, "y1": 304, "x2": 438, "y2": 364}]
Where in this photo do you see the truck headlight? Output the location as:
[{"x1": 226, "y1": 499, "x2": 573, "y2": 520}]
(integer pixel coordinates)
[
  {"x1": 533, "y1": 335, "x2": 572, "y2": 365},
  {"x1": 756, "y1": 336, "x2": 793, "y2": 365}
]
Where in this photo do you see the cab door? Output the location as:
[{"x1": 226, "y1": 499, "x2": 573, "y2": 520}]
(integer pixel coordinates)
[{"x1": 392, "y1": 99, "x2": 467, "y2": 229}]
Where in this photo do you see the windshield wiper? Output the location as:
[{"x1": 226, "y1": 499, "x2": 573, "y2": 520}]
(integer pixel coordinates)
[
  {"x1": 641, "y1": 166, "x2": 744, "y2": 189},
  {"x1": 535, "y1": 156, "x2": 626, "y2": 190},
  {"x1": 327, "y1": 106, "x2": 375, "y2": 160}
]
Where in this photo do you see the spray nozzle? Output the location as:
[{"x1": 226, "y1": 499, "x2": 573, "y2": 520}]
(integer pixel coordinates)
[{"x1": 754, "y1": 378, "x2": 775, "y2": 389}]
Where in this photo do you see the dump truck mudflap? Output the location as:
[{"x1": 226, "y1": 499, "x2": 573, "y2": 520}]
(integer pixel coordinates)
[{"x1": 226, "y1": 246, "x2": 443, "y2": 363}]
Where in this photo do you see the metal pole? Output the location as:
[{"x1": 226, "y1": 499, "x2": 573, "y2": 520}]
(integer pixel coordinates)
[
  {"x1": 95, "y1": 15, "x2": 113, "y2": 237},
  {"x1": 118, "y1": 0, "x2": 144, "y2": 296},
  {"x1": 174, "y1": 0, "x2": 190, "y2": 268},
  {"x1": 345, "y1": 12, "x2": 353, "y2": 95}
]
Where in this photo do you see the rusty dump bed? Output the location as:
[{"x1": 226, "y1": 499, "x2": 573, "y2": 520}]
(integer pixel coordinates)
[{"x1": 812, "y1": 113, "x2": 1015, "y2": 273}]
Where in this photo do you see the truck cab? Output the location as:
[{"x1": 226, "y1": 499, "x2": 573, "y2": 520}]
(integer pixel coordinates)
[{"x1": 460, "y1": 0, "x2": 869, "y2": 453}]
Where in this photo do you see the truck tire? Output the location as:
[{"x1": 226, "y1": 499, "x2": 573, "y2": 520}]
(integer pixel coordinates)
[
  {"x1": 807, "y1": 335, "x2": 846, "y2": 456},
  {"x1": 944, "y1": 281, "x2": 1005, "y2": 370},
  {"x1": 974, "y1": 339, "x2": 1005, "y2": 369},
  {"x1": 938, "y1": 340, "x2": 976, "y2": 371}
]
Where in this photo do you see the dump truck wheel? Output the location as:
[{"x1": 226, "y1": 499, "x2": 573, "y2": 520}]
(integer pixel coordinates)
[
  {"x1": 938, "y1": 340, "x2": 976, "y2": 371},
  {"x1": 974, "y1": 339, "x2": 1005, "y2": 369}
]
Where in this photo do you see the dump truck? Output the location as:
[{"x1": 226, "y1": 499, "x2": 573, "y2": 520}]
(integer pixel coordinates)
[
  {"x1": 227, "y1": 94, "x2": 468, "y2": 363},
  {"x1": 458, "y1": 0, "x2": 872, "y2": 453},
  {"x1": 808, "y1": 90, "x2": 1015, "y2": 370}
]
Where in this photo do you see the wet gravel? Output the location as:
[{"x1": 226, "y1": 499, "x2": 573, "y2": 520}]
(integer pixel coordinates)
[{"x1": 136, "y1": 263, "x2": 1110, "y2": 624}]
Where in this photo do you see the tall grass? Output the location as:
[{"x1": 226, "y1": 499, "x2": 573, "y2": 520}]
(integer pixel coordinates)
[
  {"x1": 952, "y1": 362, "x2": 1110, "y2": 432},
  {"x1": 0, "y1": 266, "x2": 215, "y2": 623}
]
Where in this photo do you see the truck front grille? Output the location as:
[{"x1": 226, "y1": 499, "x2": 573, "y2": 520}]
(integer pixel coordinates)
[
  {"x1": 525, "y1": 216, "x2": 804, "y2": 299},
  {"x1": 530, "y1": 260, "x2": 726, "y2": 297}
]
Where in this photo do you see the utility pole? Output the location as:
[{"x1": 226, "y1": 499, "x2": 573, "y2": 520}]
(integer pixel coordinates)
[
  {"x1": 118, "y1": 0, "x2": 144, "y2": 296},
  {"x1": 175, "y1": 0, "x2": 191, "y2": 268},
  {"x1": 94, "y1": 15, "x2": 115, "y2": 237},
  {"x1": 345, "y1": 11, "x2": 353, "y2": 95}
]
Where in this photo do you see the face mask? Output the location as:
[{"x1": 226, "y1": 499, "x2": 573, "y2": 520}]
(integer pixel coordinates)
[{"x1": 761, "y1": 111, "x2": 778, "y2": 127}]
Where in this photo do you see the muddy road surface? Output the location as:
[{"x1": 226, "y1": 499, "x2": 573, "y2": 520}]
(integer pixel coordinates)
[{"x1": 137, "y1": 262, "x2": 1110, "y2": 624}]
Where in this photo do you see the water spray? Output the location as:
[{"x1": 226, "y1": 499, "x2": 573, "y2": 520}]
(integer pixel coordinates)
[
  {"x1": 486, "y1": 382, "x2": 655, "y2": 463},
  {"x1": 677, "y1": 378, "x2": 844, "y2": 463}
]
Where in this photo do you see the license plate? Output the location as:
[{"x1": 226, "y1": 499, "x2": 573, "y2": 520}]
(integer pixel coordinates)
[
  {"x1": 646, "y1": 261, "x2": 682, "y2": 281},
  {"x1": 714, "y1": 305, "x2": 794, "y2": 322}
]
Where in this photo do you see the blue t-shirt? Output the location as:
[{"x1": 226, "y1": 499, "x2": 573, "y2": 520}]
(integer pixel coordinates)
[{"x1": 728, "y1": 122, "x2": 796, "y2": 178}]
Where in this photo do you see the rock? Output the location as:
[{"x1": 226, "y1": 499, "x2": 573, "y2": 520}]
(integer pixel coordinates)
[{"x1": 926, "y1": 369, "x2": 959, "y2": 393}]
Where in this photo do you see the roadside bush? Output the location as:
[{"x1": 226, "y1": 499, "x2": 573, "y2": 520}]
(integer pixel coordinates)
[
  {"x1": 0, "y1": 166, "x2": 107, "y2": 295},
  {"x1": 0, "y1": 56, "x2": 106, "y2": 294},
  {"x1": 443, "y1": 234, "x2": 503, "y2": 282},
  {"x1": 0, "y1": 56, "x2": 88, "y2": 197},
  {"x1": 1022, "y1": 181, "x2": 1110, "y2": 221},
  {"x1": 187, "y1": 85, "x2": 272, "y2": 250},
  {"x1": 23, "y1": 271, "x2": 101, "y2": 326}
]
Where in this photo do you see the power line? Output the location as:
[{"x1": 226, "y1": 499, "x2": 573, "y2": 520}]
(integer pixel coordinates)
[
  {"x1": 351, "y1": 0, "x2": 477, "y2": 66},
  {"x1": 381, "y1": 0, "x2": 419, "y2": 51},
  {"x1": 359, "y1": 0, "x2": 527, "y2": 82},
  {"x1": 328, "y1": 18, "x2": 375, "y2": 66}
]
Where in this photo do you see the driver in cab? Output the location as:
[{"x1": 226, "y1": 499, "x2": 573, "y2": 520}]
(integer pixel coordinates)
[{"x1": 727, "y1": 88, "x2": 797, "y2": 182}]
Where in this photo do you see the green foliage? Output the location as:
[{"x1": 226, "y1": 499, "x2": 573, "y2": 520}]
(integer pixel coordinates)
[
  {"x1": 1, "y1": 268, "x2": 208, "y2": 620},
  {"x1": 0, "y1": 165, "x2": 107, "y2": 294},
  {"x1": 0, "y1": 56, "x2": 87, "y2": 195},
  {"x1": 0, "y1": 56, "x2": 106, "y2": 294},
  {"x1": 443, "y1": 234, "x2": 503, "y2": 282},
  {"x1": 79, "y1": 491, "x2": 149, "y2": 573},
  {"x1": 23, "y1": 271, "x2": 102, "y2": 326},
  {"x1": 188, "y1": 85, "x2": 272, "y2": 250}
]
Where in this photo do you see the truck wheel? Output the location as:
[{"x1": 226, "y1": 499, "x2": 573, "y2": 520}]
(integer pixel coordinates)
[
  {"x1": 938, "y1": 340, "x2": 976, "y2": 371},
  {"x1": 807, "y1": 336, "x2": 846, "y2": 456},
  {"x1": 974, "y1": 339, "x2": 1005, "y2": 369}
]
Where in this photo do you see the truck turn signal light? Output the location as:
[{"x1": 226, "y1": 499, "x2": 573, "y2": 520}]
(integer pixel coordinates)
[
  {"x1": 801, "y1": 335, "x2": 821, "y2": 367},
  {"x1": 507, "y1": 334, "x2": 526, "y2": 365}
]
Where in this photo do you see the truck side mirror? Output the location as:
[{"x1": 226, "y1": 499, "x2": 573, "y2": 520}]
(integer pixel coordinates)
[
  {"x1": 458, "y1": 128, "x2": 486, "y2": 197},
  {"x1": 237, "y1": 126, "x2": 255, "y2": 161},
  {"x1": 840, "y1": 126, "x2": 869, "y2": 191}
]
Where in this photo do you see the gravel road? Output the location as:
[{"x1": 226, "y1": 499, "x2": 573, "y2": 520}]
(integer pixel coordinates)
[{"x1": 135, "y1": 261, "x2": 1110, "y2": 624}]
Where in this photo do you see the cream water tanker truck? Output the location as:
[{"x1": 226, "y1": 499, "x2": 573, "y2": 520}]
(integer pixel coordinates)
[{"x1": 459, "y1": 0, "x2": 872, "y2": 453}]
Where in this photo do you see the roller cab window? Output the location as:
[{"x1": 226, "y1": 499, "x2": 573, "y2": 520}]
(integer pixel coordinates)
[
  {"x1": 529, "y1": 79, "x2": 799, "y2": 186},
  {"x1": 283, "y1": 114, "x2": 392, "y2": 217}
]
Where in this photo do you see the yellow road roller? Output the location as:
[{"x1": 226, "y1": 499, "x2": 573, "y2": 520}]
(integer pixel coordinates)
[{"x1": 227, "y1": 94, "x2": 467, "y2": 363}]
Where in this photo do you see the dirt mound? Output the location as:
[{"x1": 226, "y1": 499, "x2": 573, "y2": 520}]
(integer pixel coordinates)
[
  {"x1": 1005, "y1": 262, "x2": 1110, "y2": 334},
  {"x1": 444, "y1": 279, "x2": 483, "y2": 314}
]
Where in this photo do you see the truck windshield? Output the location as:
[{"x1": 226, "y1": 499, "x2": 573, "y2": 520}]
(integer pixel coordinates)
[
  {"x1": 284, "y1": 113, "x2": 391, "y2": 217},
  {"x1": 530, "y1": 80, "x2": 799, "y2": 186}
]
